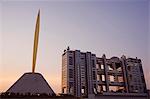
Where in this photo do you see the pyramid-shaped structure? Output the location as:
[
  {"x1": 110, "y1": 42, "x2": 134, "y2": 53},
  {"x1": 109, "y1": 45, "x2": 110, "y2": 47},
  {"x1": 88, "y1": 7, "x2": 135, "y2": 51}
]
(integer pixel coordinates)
[{"x1": 7, "y1": 72, "x2": 55, "y2": 96}]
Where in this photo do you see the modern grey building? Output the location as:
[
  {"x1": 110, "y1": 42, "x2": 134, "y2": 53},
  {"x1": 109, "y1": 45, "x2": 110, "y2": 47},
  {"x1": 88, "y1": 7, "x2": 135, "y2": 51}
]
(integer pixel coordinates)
[
  {"x1": 61, "y1": 47, "x2": 147, "y2": 97},
  {"x1": 62, "y1": 47, "x2": 96, "y2": 97}
]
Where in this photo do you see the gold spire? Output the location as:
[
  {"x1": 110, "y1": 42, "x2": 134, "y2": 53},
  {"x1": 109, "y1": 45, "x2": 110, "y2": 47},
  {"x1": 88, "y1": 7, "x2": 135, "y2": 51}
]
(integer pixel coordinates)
[{"x1": 32, "y1": 10, "x2": 40, "y2": 73}]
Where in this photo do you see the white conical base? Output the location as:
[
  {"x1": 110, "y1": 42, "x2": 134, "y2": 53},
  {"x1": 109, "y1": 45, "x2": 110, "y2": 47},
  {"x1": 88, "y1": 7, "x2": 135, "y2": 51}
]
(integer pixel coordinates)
[{"x1": 7, "y1": 72, "x2": 55, "y2": 96}]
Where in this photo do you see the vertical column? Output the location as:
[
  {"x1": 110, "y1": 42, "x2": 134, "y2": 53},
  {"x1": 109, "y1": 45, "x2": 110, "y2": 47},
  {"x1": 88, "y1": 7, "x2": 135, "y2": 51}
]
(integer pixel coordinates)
[
  {"x1": 66, "y1": 51, "x2": 70, "y2": 94},
  {"x1": 86, "y1": 52, "x2": 93, "y2": 94},
  {"x1": 121, "y1": 55, "x2": 129, "y2": 93},
  {"x1": 113, "y1": 62, "x2": 118, "y2": 82},
  {"x1": 74, "y1": 50, "x2": 81, "y2": 97},
  {"x1": 136, "y1": 58, "x2": 147, "y2": 93},
  {"x1": 102, "y1": 54, "x2": 109, "y2": 92},
  {"x1": 62, "y1": 51, "x2": 68, "y2": 94}
]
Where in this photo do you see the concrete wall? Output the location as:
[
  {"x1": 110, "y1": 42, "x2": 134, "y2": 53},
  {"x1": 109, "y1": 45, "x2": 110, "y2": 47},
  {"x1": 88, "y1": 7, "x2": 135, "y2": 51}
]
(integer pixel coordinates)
[
  {"x1": 1, "y1": 95, "x2": 149, "y2": 99},
  {"x1": 95, "y1": 95, "x2": 148, "y2": 99}
]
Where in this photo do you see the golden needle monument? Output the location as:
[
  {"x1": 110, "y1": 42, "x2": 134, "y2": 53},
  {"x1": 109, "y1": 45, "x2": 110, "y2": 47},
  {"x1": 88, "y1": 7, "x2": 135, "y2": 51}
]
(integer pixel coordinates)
[
  {"x1": 6, "y1": 10, "x2": 55, "y2": 96},
  {"x1": 32, "y1": 10, "x2": 40, "y2": 73}
]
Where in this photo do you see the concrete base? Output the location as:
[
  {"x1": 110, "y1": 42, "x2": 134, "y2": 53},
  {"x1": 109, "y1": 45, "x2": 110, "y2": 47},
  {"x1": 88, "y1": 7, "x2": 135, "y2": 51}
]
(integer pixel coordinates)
[
  {"x1": 88, "y1": 94, "x2": 95, "y2": 99},
  {"x1": 95, "y1": 95, "x2": 148, "y2": 99}
]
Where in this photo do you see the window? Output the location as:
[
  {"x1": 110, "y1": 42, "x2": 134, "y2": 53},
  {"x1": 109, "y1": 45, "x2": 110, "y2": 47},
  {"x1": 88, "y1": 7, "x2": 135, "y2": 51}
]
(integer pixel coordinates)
[
  {"x1": 62, "y1": 87, "x2": 67, "y2": 93},
  {"x1": 108, "y1": 65, "x2": 113, "y2": 70},
  {"x1": 130, "y1": 85, "x2": 133, "y2": 90},
  {"x1": 69, "y1": 69, "x2": 73, "y2": 78},
  {"x1": 115, "y1": 63, "x2": 121, "y2": 68},
  {"x1": 97, "y1": 75, "x2": 100, "y2": 81},
  {"x1": 118, "y1": 76, "x2": 124, "y2": 82},
  {"x1": 127, "y1": 66, "x2": 131, "y2": 71},
  {"x1": 139, "y1": 66, "x2": 143, "y2": 73},
  {"x1": 109, "y1": 86, "x2": 117, "y2": 92},
  {"x1": 129, "y1": 74, "x2": 132, "y2": 81},
  {"x1": 92, "y1": 60, "x2": 95, "y2": 67},
  {"x1": 102, "y1": 85, "x2": 106, "y2": 91},
  {"x1": 81, "y1": 86, "x2": 85, "y2": 94},
  {"x1": 93, "y1": 71, "x2": 96, "y2": 80},
  {"x1": 93, "y1": 84, "x2": 97, "y2": 94},
  {"x1": 69, "y1": 57, "x2": 73, "y2": 65},
  {"x1": 101, "y1": 64, "x2": 104, "y2": 69},
  {"x1": 69, "y1": 82, "x2": 73, "y2": 93},
  {"x1": 96, "y1": 64, "x2": 99, "y2": 68},
  {"x1": 109, "y1": 75, "x2": 115, "y2": 82},
  {"x1": 102, "y1": 75, "x2": 105, "y2": 81}
]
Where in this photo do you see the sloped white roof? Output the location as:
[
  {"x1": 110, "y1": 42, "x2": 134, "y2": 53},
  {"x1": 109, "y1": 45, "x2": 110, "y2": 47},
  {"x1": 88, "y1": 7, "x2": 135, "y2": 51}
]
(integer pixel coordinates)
[{"x1": 7, "y1": 72, "x2": 55, "y2": 95}]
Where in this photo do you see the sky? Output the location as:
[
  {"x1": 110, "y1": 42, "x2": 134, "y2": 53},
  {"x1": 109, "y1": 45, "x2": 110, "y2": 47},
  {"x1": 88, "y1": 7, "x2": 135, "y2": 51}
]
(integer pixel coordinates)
[{"x1": 0, "y1": 0, "x2": 149, "y2": 94}]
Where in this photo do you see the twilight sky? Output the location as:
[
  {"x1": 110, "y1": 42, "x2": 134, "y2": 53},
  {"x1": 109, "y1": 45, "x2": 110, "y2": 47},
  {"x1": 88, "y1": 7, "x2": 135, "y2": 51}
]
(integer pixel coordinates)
[{"x1": 0, "y1": 0, "x2": 149, "y2": 93}]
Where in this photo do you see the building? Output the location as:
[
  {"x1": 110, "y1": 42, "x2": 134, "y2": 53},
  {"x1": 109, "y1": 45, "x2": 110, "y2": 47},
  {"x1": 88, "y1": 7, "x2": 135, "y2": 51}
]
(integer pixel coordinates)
[
  {"x1": 62, "y1": 47, "x2": 97, "y2": 97},
  {"x1": 147, "y1": 89, "x2": 150, "y2": 99},
  {"x1": 96, "y1": 55, "x2": 147, "y2": 94},
  {"x1": 61, "y1": 47, "x2": 147, "y2": 97},
  {"x1": 125, "y1": 57, "x2": 147, "y2": 93}
]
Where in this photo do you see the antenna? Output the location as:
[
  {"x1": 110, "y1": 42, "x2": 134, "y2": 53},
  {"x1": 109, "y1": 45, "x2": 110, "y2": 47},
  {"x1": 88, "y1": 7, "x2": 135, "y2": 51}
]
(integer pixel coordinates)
[{"x1": 32, "y1": 10, "x2": 40, "y2": 73}]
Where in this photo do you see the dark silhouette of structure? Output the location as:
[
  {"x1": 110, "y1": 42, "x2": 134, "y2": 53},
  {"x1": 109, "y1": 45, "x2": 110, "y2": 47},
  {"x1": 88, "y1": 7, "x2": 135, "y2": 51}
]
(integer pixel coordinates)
[{"x1": 7, "y1": 73, "x2": 55, "y2": 96}]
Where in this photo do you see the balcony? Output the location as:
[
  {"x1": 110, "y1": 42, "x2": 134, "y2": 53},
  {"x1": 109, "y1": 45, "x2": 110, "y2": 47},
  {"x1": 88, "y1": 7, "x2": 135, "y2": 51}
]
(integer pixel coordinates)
[
  {"x1": 97, "y1": 69, "x2": 104, "y2": 74},
  {"x1": 108, "y1": 70, "x2": 122, "y2": 75},
  {"x1": 97, "y1": 80, "x2": 105, "y2": 85},
  {"x1": 109, "y1": 82, "x2": 124, "y2": 86}
]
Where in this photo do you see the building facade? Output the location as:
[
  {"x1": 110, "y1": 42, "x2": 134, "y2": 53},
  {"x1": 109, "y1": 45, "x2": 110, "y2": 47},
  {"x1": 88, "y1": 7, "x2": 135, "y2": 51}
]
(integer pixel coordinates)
[
  {"x1": 62, "y1": 47, "x2": 97, "y2": 97},
  {"x1": 61, "y1": 48, "x2": 147, "y2": 97}
]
